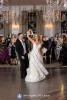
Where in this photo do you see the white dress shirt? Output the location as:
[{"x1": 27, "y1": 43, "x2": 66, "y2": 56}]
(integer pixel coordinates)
[{"x1": 19, "y1": 39, "x2": 26, "y2": 54}]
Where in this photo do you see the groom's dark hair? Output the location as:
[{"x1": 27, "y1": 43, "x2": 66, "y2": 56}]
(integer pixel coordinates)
[{"x1": 18, "y1": 33, "x2": 23, "y2": 36}]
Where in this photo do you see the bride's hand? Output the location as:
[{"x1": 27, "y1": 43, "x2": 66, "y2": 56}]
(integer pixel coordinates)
[
  {"x1": 27, "y1": 31, "x2": 30, "y2": 37},
  {"x1": 40, "y1": 35, "x2": 43, "y2": 38},
  {"x1": 42, "y1": 48, "x2": 47, "y2": 54}
]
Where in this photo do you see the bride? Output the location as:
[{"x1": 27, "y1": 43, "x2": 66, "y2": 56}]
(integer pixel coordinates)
[{"x1": 25, "y1": 31, "x2": 49, "y2": 82}]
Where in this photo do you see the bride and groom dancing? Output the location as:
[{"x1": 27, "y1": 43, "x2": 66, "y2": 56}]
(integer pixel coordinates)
[{"x1": 15, "y1": 31, "x2": 48, "y2": 82}]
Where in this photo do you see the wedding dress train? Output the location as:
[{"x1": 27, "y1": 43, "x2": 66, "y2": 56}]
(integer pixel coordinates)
[{"x1": 25, "y1": 43, "x2": 48, "y2": 82}]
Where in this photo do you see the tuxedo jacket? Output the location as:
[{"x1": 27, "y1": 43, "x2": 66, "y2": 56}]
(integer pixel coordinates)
[{"x1": 15, "y1": 39, "x2": 29, "y2": 58}]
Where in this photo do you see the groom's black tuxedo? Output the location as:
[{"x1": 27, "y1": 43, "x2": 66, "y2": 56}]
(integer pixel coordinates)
[{"x1": 15, "y1": 39, "x2": 29, "y2": 78}]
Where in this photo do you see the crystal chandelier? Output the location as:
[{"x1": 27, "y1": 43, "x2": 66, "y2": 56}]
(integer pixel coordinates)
[
  {"x1": 0, "y1": 0, "x2": 3, "y2": 8},
  {"x1": 0, "y1": 0, "x2": 8, "y2": 9},
  {"x1": 44, "y1": 0, "x2": 64, "y2": 22},
  {"x1": 64, "y1": 0, "x2": 67, "y2": 9},
  {"x1": 46, "y1": 0, "x2": 63, "y2": 9},
  {"x1": 45, "y1": 0, "x2": 67, "y2": 10}
]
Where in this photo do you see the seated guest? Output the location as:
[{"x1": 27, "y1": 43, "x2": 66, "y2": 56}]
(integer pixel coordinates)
[
  {"x1": 1, "y1": 36, "x2": 6, "y2": 46},
  {"x1": 26, "y1": 29, "x2": 33, "y2": 51},
  {"x1": 61, "y1": 35, "x2": 67, "y2": 65},
  {"x1": 55, "y1": 36, "x2": 63, "y2": 61},
  {"x1": 0, "y1": 36, "x2": 9, "y2": 64},
  {"x1": 6, "y1": 36, "x2": 11, "y2": 47},
  {"x1": 9, "y1": 35, "x2": 17, "y2": 65}
]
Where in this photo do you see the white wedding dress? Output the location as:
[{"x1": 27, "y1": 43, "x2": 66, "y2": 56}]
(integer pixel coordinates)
[{"x1": 25, "y1": 43, "x2": 48, "y2": 82}]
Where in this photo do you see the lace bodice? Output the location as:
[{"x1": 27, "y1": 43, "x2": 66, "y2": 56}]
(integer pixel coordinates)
[{"x1": 32, "y1": 43, "x2": 41, "y2": 51}]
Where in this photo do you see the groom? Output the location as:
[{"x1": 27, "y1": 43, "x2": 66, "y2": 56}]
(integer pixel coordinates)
[{"x1": 15, "y1": 33, "x2": 29, "y2": 78}]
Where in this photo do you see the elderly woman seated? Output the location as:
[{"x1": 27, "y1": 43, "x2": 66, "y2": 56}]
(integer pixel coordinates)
[{"x1": 0, "y1": 36, "x2": 9, "y2": 64}]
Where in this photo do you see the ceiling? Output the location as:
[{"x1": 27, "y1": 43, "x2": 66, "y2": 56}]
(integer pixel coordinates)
[
  {"x1": 4, "y1": 0, "x2": 64, "y2": 10},
  {"x1": 4, "y1": 0, "x2": 63, "y2": 6},
  {"x1": 5, "y1": 0, "x2": 46, "y2": 5},
  {"x1": 3, "y1": 0, "x2": 66, "y2": 11}
]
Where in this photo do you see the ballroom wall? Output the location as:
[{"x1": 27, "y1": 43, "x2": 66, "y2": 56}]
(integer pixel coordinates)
[{"x1": 0, "y1": 5, "x2": 61, "y2": 37}]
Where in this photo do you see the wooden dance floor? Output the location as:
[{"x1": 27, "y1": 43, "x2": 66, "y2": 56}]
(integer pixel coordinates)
[{"x1": 0, "y1": 64, "x2": 67, "y2": 100}]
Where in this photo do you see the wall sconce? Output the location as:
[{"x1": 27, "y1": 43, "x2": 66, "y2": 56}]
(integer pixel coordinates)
[
  {"x1": 12, "y1": 23, "x2": 19, "y2": 30},
  {"x1": 45, "y1": 22, "x2": 53, "y2": 29},
  {"x1": 12, "y1": 23, "x2": 20, "y2": 34}
]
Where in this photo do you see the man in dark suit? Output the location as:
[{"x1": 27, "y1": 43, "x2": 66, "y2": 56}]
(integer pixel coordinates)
[
  {"x1": 15, "y1": 33, "x2": 29, "y2": 78},
  {"x1": 42, "y1": 36, "x2": 52, "y2": 64}
]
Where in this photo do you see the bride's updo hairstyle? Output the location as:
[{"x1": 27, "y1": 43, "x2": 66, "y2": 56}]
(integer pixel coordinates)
[{"x1": 34, "y1": 34, "x2": 41, "y2": 42}]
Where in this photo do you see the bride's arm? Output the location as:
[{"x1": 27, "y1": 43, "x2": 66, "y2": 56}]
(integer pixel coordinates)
[
  {"x1": 40, "y1": 35, "x2": 43, "y2": 41},
  {"x1": 27, "y1": 31, "x2": 34, "y2": 44}
]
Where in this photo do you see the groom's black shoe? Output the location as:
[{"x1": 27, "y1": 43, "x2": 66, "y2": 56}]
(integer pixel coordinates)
[
  {"x1": 21, "y1": 74, "x2": 26, "y2": 78},
  {"x1": 21, "y1": 72, "x2": 27, "y2": 79}
]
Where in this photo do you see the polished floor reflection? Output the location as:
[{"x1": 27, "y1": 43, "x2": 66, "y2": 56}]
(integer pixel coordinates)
[{"x1": 0, "y1": 65, "x2": 67, "y2": 100}]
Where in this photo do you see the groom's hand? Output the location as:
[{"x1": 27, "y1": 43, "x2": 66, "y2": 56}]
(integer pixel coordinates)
[{"x1": 22, "y1": 56, "x2": 25, "y2": 59}]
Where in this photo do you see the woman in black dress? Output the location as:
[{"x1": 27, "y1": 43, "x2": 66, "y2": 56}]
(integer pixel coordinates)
[
  {"x1": 10, "y1": 35, "x2": 17, "y2": 65},
  {"x1": 61, "y1": 35, "x2": 67, "y2": 65}
]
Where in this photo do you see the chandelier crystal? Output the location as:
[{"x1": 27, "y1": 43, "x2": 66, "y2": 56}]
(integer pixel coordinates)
[
  {"x1": 44, "y1": 0, "x2": 64, "y2": 22},
  {"x1": 0, "y1": 0, "x2": 3, "y2": 8},
  {"x1": 64, "y1": 0, "x2": 67, "y2": 9}
]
